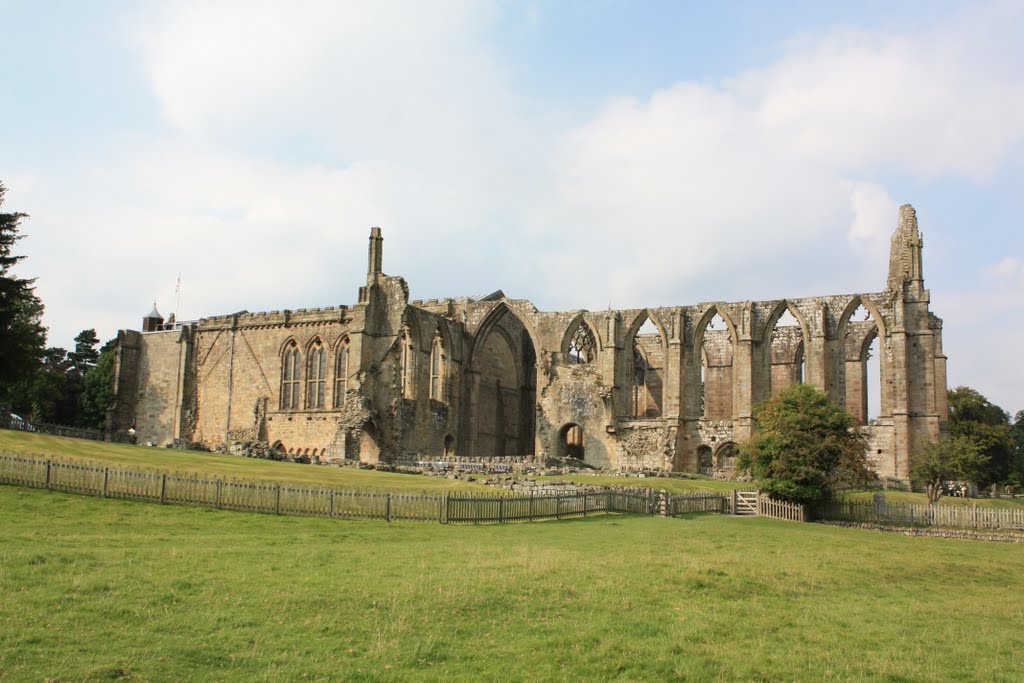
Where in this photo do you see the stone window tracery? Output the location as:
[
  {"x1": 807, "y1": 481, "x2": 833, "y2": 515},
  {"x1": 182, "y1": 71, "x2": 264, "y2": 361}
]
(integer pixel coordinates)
[
  {"x1": 334, "y1": 340, "x2": 349, "y2": 408},
  {"x1": 306, "y1": 339, "x2": 327, "y2": 409},
  {"x1": 568, "y1": 322, "x2": 597, "y2": 364},
  {"x1": 280, "y1": 341, "x2": 300, "y2": 410}
]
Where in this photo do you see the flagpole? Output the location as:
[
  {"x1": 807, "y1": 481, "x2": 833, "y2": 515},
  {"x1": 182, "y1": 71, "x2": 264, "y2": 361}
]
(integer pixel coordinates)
[{"x1": 175, "y1": 273, "x2": 181, "y2": 323}]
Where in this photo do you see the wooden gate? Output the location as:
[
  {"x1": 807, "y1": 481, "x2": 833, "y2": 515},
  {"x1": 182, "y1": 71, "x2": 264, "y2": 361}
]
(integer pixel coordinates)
[{"x1": 734, "y1": 490, "x2": 758, "y2": 516}]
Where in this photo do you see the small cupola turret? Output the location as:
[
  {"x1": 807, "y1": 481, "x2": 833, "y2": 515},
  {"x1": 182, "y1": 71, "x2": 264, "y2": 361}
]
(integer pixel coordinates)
[{"x1": 142, "y1": 303, "x2": 164, "y2": 332}]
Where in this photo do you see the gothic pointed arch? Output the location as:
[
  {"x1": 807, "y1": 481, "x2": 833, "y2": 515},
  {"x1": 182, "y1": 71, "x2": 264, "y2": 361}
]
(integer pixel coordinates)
[
  {"x1": 334, "y1": 335, "x2": 351, "y2": 408},
  {"x1": 561, "y1": 313, "x2": 600, "y2": 364},
  {"x1": 466, "y1": 301, "x2": 537, "y2": 457},
  {"x1": 467, "y1": 301, "x2": 542, "y2": 372},
  {"x1": 763, "y1": 301, "x2": 809, "y2": 398},
  {"x1": 837, "y1": 295, "x2": 888, "y2": 424},
  {"x1": 305, "y1": 336, "x2": 327, "y2": 409},
  {"x1": 694, "y1": 305, "x2": 737, "y2": 420},
  {"x1": 626, "y1": 310, "x2": 667, "y2": 418},
  {"x1": 279, "y1": 338, "x2": 301, "y2": 410}
]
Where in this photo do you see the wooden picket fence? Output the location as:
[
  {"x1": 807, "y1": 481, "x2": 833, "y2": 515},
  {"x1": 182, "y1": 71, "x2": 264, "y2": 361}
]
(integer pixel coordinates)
[
  {"x1": 757, "y1": 495, "x2": 810, "y2": 522},
  {"x1": 818, "y1": 499, "x2": 1024, "y2": 530},
  {"x1": 0, "y1": 453, "x2": 735, "y2": 524}
]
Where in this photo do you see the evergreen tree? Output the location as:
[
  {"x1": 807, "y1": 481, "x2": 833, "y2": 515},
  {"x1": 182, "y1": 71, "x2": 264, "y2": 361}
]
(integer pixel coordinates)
[
  {"x1": 69, "y1": 329, "x2": 100, "y2": 372},
  {"x1": 0, "y1": 182, "x2": 47, "y2": 405}
]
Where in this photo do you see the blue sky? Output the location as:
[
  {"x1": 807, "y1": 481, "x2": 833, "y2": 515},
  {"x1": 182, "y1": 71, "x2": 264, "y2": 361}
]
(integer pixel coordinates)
[{"x1": 3, "y1": 0, "x2": 1024, "y2": 414}]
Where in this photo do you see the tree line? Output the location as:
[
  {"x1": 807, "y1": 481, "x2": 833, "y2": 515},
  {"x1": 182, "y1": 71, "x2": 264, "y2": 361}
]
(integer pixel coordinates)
[{"x1": 0, "y1": 181, "x2": 113, "y2": 430}]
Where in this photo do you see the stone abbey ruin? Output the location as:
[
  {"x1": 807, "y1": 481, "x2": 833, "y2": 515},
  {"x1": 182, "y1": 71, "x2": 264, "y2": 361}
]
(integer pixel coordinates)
[{"x1": 110, "y1": 205, "x2": 947, "y2": 480}]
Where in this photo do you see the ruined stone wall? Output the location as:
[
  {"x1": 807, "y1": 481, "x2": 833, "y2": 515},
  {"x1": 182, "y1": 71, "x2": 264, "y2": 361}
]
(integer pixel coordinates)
[{"x1": 112, "y1": 208, "x2": 946, "y2": 480}]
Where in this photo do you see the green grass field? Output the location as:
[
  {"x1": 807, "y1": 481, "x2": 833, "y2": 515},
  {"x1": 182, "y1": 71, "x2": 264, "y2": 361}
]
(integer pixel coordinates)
[
  {"x1": 2, "y1": 485, "x2": 1022, "y2": 682},
  {"x1": 4, "y1": 428, "x2": 1024, "y2": 508},
  {"x1": 0, "y1": 430, "x2": 490, "y2": 492}
]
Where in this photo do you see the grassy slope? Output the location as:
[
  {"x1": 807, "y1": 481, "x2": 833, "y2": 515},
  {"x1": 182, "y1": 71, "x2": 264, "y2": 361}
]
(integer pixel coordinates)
[
  {"x1": 2, "y1": 486, "x2": 1023, "y2": 682},
  {"x1": 4, "y1": 429, "x2": 1022, "y2": 506},
  {"x1": 0, "y1": 430, "x2": 488, "y2": 492}
]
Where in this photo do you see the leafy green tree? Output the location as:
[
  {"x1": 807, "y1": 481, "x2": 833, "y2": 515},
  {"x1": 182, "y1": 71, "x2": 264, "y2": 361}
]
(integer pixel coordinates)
[
  {"x1": 1008, "y1": 411, "x2": 1024, "y2": 489},
  {"x1": 0, "y1": 182, "x2": 47, "y2": 403},
  {"x1": 78, "y1": 338, "x2": 115, "y2": 430},
  {"x1": 910, "y1": 436, "x2": 988, "y2": 505},
  {"x1": 947, "y1": 386, "x2": 1014, "y2": 486},
  {"x1": 739, "y1": 383, "x2": 873, "y2": 504}
]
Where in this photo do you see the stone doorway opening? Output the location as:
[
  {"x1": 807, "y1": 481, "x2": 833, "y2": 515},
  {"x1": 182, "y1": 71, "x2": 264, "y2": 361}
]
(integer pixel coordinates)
[{"x1": 558, "y1": 423, "x2": 585, "y2": 461}]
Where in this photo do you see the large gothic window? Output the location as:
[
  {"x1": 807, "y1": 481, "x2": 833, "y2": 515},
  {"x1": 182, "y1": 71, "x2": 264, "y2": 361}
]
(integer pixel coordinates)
[
  {"x1": 280, "y1": 341, "x2": 301, "y2": 410},
  {"x1": 568, "y1": 322, "x2": 597, "y2": 364},
  {"x1": 334, "y1": 340, "x2": 349, "y2": 408},
  {"x1": 306, "y1": 339, "x2": 326, "y2": 409},
  {"x1": 430, "y1": 335, "x2": 446, "y2": 402}
]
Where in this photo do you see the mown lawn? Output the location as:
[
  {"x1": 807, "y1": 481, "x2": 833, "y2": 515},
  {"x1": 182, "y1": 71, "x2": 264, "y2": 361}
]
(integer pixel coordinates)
[
  {"x1": 0, "y1": 430, "x2": 488, "y2": 492},
  {"x1": 843, "y1": 488, "x2": 1024, "y2": 509},
  {"x1": 2, "y1": 485, "x2": 1022, "y2": 682},
  {"x1": 535, "y1": 473, "x2": 741, "y2": 494}
]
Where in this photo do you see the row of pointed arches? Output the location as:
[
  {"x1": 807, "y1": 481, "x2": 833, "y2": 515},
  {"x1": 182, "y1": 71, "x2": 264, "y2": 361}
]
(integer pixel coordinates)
[{"x1": 480, "y1": 297, "x2": 885, "y2": 424}]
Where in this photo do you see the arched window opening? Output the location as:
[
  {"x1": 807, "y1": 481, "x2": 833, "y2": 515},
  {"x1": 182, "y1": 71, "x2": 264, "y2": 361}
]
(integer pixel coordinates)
[
  {"x1": 701, "y1": 313, "x2": 733, "y2": 419},
  {"x1": 843, "y1": 303, "x2": 883, "y2": 425},
  {"x1": 306, "y1": 339, "x2": 326, "y2": 409},
  {"x1": 568, "y1": 322, "x2": 597, "y2": 364},
  {"x1": 769, "y1": 308, "x2": 805, "y2": 397},
  {"x1": 400, "y1": 326, "x2": 414, "y2": 399},
  {"x1": 280, "y1": 341, "x2": 301, "y2": 410},
  {"x1": 334, "y1": 340, "x2": 350, "y2": 408},
  {"x1": 443, "y1": 433, "x2": 454, "y2": 457},
  {"x1": 631, "y1": 316, "x2": 663, "y2": 418},
  {"x1": 559, "y1": 423, "x2": 584, "y2": 460},
  {"x1": 430, "y1": 335, "x2": 446, "y2": 402}
]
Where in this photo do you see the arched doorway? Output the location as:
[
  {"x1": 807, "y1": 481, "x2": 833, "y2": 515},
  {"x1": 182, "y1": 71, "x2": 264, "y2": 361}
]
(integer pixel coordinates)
[
  {"x1": 558, "y1": 423, "x2": 584, "y2": 460},
  {"x1": 443, "y1": 434, "x2": 454, "y2": 457}
]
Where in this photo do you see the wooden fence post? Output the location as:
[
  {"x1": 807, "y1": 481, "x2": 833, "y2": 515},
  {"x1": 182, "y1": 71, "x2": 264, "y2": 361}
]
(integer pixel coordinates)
[
  {"x1": 731, "y1": 489, "x2": 737, "y2": 515},
  {"x1": 160, "y1": 474, "x2": 167, "y2": 504},
  {"x1": 438, "y1": 494, "x2": 445, "y2": 524},
  {"x1": 330, "y1": 491, "x2": 335, "y2": 518},
  {"x1": 45, "y1": 459, "x2": 51, "y2": 490},
  {"x1": 583, "y1": 492, "x2": 588, "y2": 517},
  {"x1": 556, "y1": 494, "x2": 561, "y2": 520},
  {"x1": 386, "y1": 493, "x2": 392, "y2": 523},
  {"x1": 529, "y1": 491, "x2": 535, "y2": 521},
  {"x1": 216, "y1": 480, "x2": 222, "y2": 509},
  {"x1": 499, "y1": 497, "x2": 505, "y2": 523},
  {"x1": 102, "y1": 467, "x2": 109, "y2": 498},
  {"x1": 275, "y1": 485, "x2": 281, "y2": 515}
]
